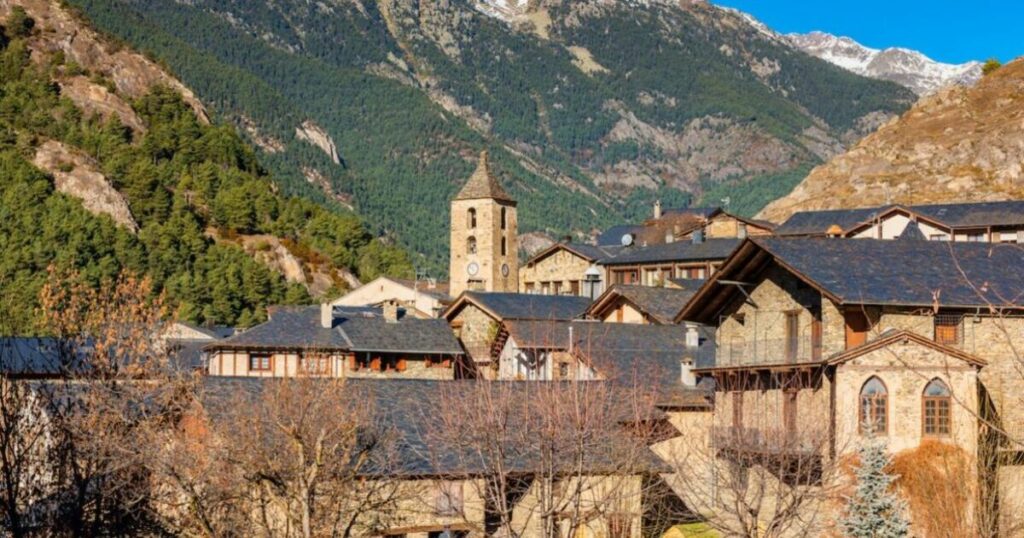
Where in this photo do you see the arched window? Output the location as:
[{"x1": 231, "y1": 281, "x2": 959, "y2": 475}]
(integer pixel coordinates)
[
  {"x1": 923, "y1": 379, "x2": 951, "y2": 436},
  {"x1": 467, "y1": 236, "x2": 477, "y2": 255},
  {"x1": 501, "y1": 207, "x2": 507, "y2": 230},
  {"x1": 859, "y1": 377, "x2": 888, "y2": 435},
  {"x1": 468, "y1": 208, "x2": 477, "y2": 229}
]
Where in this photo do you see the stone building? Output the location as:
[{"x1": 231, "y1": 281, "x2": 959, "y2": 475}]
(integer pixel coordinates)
[
  {"x1": 442, "y1": 292, "x2": 591, "y2": 378},
  {"x1": 584, "y1": 284, "x2": 700, "y2": 325},
  {"x1": 204, "y1": 304, "x2": 465, "y2": 379},
  {"x1": 774, "y1": 200, "x2": 1024, "y2": 242},
  {"x1": 449, "y1": 151, "x2": 519, "y2": 297},
  {"x1": 677, "y1": 236, "x2": 1024, "y2": 535}
]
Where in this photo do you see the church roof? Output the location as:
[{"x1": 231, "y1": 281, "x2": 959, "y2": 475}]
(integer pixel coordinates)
[{"x1": 453, "y1": 151, "x2": 516, "y2": 203}]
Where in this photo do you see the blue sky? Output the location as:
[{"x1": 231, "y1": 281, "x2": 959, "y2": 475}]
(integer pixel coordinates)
[{"x1": 715, "y1": 0, "x2": 1022, "y2": 64}]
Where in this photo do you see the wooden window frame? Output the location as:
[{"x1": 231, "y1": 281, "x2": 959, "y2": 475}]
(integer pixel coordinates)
[
  {"x1": 784, "y1": 311, "x2": 800, "y2": 362},
  {"x1": 858, "y1": 376, "x2": 888, "y2": 436},
  {"x1": 922, "y1": 378, "x2": 952, "y2": 437},
  {"x1": 249, "y1": 353, "x2": 272, "y2": 372},
  {"x1": 934, "y1": 314, "x2": 962, "y2": 346},
  {"x1": 299, "y1": 354, "x2": 330, "y2": 375}
]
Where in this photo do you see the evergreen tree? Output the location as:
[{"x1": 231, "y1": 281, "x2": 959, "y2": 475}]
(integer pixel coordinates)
[{"x1": 842, "y1": 437, "x2": 910, "y2": 538}]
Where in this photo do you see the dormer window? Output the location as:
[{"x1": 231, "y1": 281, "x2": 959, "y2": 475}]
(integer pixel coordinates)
[
  {"x1": 468, "y1": 208, "x2": 477, "y2": 229},
  {"x1": 467, "y1": 236, "x2": 477, "y2": 255}
]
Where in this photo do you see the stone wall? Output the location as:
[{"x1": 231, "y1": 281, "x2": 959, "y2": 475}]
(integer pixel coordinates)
[
  {"x1": 451, "y1": 304, "x2": 500, "y2": 366},
  {"x1": 716, "y1": 265, "x2": 824, "y2": 366},
  {"x1": 519, "y1": 247, "x2": 593, "y2": 295},
  {"x1": 450, "y1": 198, "x2": 518, "y2": 297}
]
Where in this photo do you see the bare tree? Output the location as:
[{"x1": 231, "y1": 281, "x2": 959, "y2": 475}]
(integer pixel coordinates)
[{"x1": 426, "y1": 376, "x2": 667, "y2": 538}]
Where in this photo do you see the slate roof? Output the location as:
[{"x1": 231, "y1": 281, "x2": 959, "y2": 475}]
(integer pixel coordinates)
[
  {"x1": 207, "y1": 305, "x2": 463, "y2": 355},
  {"x1": 588, "y1": 285, "x2": 697, "y2": 324},
  {"x1": 602, "y1": 238, "x2": 741, "y2": 265},
  {"x1": 596, "y1": 225, "x2": 646, "y2": 247},
  {"x1": 453, "y1": 151, "x2": 515, "y2": 203},
  {"x1": 175, "y1": 323, "x2": 236, "y2": 340},
  {"x1": 911, "y1": 200, "x2": 1024, "y2": 228},
  {"x1": 452, "y1": 292, "x2": 592, "y2": 321},
  {"x1": 198, "y1": 377, "x2": 668, "y2": 477},
  {"x1": 896, "y1": 220, "x2": 926, "y2": 241},
  {"x1": 500, "y1": 320, "x2": 715, "y2": 405},
  {"x1": 773, "y1": 206, "x2": 893, "y2": 236},
  {"x1": 0, "y1": 337, "x2": 90, "y2": 377},
  {"x1": 668, "y1": 278, "x2": 706, "y2": 291},
  {"x1": 525, "y1": 242, "x2": 622, "y2": 266},
  {"x1": 388, "y1": 278, "x2": 453, "y2": 302}
]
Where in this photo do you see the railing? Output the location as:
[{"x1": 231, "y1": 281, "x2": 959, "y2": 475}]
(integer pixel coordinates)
[{"x1": 716, "y1": 337, "x2": 821, "y2": 367}]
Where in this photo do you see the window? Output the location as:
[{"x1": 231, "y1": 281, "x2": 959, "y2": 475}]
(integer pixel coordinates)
[
  {"x1": 929, "y1": 234, "x2": 946, "y2": 241},
  {"x1": 845, "y1": 309, "x2": 871, "y2": 349},
  {"x1": 434, "y1": 481, "x2": 464, "y2": 516},
  {"x1": 525, "y1": 282, "x2": 535, "y2": 294},
  {"x1": 299, "y1": 354, "x2": 329, "y2": 375},
  {"x1": 859, "y1": 377, "x2": 888, "y2": 435},
  {"x1": 570, "y1": 280, "x2": 581, "y2": 296},
  {"x1": 559, "y1": 362, "x2": 569, "y2": 379},
  {"x1": 783, "y1": 390, "x2": 798, "y2": 440},
  {"x1": 501, "y1": 237, "x2": 507, "y2": 256},
  {"x1": 467, "y1": 236, "x2": 477, "y2": 255},
  {"x1": 731, "y1": 392, "x2": 743, "y2": 429},
  {"x1": 934, "y1": 314, "x2": 961, "y2": 346},
  {"x1": 468, "y1": 208, "x2": 477, "y2": 228},
  {"x1": 965, "y1": 233, "x2": 985, "y2": 242},
  {"x1": 784, "y1": 311, "x2": 799, "y2": 362},
  {"x1": 249, "y1": 354, "x2": 271, "y2": 372},
  {"x1": 501, "y1": 207, "x2": 507, "y2": 230},
  {"x1": 923, "y1": 379, "x2": 951, "y2": 436}
]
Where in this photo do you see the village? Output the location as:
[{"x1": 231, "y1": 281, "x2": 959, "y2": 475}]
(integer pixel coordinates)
[{"x1": 5, "y1": 150, "x2": 1024, "y2": 537}]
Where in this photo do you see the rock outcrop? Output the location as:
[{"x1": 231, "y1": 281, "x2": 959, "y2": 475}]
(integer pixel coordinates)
[
  {"x1": 759, "y1": 59, "x2": 1024, "y2": 223},
  {"x1": 295, "y1": 120, "x2": 340, "y2": 165},
  {"x1": 32, "y1": 140, "x2": 139, "y2": 231}
]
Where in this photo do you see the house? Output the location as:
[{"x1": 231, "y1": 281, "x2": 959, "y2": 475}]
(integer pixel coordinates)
[
  {"x1": 774, "y1": 200, "x2": 1024, "y2": 242},
  {"x1": 196, "y1": 377, "x2": 665, "y2": 538},
  {"x1": 596, "y1": 204, "x2": 773, "y2": 247},
  {"x1": 518, "y1": 242, "x2": 621, "y2": 298},
  {"x1": 601, "y1": 237, "x2": 740, "y2": 286},
  {"x1": 442, "y1": 292, "x2": 592, "y2": 377},
  {"x1": 332, "y1": 276, "x2": 453, "y2": 319},
  {"x1": 677, "y1": 237, "x2": 1024, "y2": 532},
  {"x1": 162, "y1": 322, "x2": 236, "y2": 373},
  {"x1": 204, "y1": 302, "x2": 465, "y2": 379},
  {"x1": 584, "y1": 284, "x2": 702, "y2": 325}
]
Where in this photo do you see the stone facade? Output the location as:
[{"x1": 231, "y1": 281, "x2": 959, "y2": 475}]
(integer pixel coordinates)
[
  {"x1": 449, "y1": 304, "x2": 500, "y2": 371},
  {"x1": 519, "y1": 246, "x2": 596, "y2": 297}
]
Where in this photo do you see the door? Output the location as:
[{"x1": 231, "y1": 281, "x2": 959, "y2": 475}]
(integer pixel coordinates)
[{"x1": 784, "y1": 312, "x2": 799, "y2": 362}]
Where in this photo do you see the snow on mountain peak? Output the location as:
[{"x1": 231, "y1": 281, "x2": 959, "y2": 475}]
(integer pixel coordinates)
[{"x1": 787, "y1": 31, "x2": 981, "y2": 95}]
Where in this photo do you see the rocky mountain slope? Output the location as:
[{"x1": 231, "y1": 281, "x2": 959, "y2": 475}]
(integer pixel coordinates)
[
  {"x1": 64, "y1": 0, "x2": 915, "y2": 270},
  {"x1": 788, "y1": 31, "x2": 982, "y2": 96},
  {"x1": 758, "y1": 59, "x2": 1024, "y2": 222},
  {"x1": 0, "y1": 1, "x2": 412, "y2": 330}
]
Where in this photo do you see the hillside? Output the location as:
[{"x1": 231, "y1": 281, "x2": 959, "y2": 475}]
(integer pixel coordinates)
[
  {"x1": 759, "y1": 58, "x2": 1024, "y2": 223},
  {"x1": 61, "y1": 0, "x2": 916, "y2": 270},
  {"x1": 0, "y1": 2, "x2": 412, "y2": 332}
]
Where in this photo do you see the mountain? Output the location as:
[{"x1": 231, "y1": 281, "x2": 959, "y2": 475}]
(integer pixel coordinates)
[
  {"x1": 787, "y1": 31, "x2": 982, "y2": 96},
  {"x1": 758, "y1": 59, "x2": 1024, "y2": 223},
  {"x1": 0, "y1": 1, "x2": 412, "y2": 331},
  {"x1": 62, "y1": 0, "x2": 916, "y2": 272}
]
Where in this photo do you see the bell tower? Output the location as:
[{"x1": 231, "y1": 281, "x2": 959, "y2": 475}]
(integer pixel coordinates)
[{"x1": 449, "y1": 151, "x2": 518, "y2": 297}]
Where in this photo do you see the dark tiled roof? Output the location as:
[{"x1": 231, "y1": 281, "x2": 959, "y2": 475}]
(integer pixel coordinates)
[
  {"x1": 773, "y1": 206, "x2": 892, "y2": 236},
  {"x1": 176, "y1": 323, "x2": 236, "y2": 340},
  {"x1": 526, "y1": 243, "x2": 622, "y2": 265},
  {"x1": 453, "y1": 151, "x2": 515, "y2": 203},
  {"x1": 198, "y1": 377, "x2": 666, "y2": 476},
  {"x1": 596, "y1": 225, "x2": 646, "y2": 247},
  {"x1": 668, "y1": 278, "x2": 706, "y2": 291},
  {"x1": 912, "y1": 200, "x2": 1024, "y2": 228},
  {"x1": 896, "y1": 220, "x2": 926, "y2": 241},
  {"x1": 0, "y1": 337, "x2": 89, "y2": 377},
  {"x1": 338, "y1": 316, "x2": 463, "y2": 354},
  {"x1": 602, "y1": 238, "x2": 740, "y2": 265},
  {"x1": 208, "y1": 306, "x2": 463, "y2": 355},
  {"x1": 461, "y1": 292, "x2": 592, "y2": 321},
  {"x1": 389, "y1": 278, "x2": 453, "y2": 302},
  {"x1": 755, "y1": 237, "x2": 1024, "y2": 308},
  {"x1": 591, "y1": 285, "x2": 696, "y2": 324}
]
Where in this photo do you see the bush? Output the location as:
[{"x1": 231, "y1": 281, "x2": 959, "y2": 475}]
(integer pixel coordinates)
[{"x1": 982, "y1": 58, "x2": 1002, "y2": 76}]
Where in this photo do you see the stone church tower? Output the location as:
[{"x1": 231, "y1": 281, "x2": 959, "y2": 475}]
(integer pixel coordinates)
[{"x1": 449, "y1": 151, "x2": 518, "y2": 297}]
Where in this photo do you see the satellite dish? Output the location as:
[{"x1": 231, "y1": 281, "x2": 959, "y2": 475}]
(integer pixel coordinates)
[{"x1": 621, "y1": 233, "x2": 634, "y2": 246}]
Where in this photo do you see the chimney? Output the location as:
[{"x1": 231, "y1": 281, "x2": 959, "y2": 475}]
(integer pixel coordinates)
[
  {"x1": 679, "y1": 357, "x2": 695, "y2": 387},
  {"x1": 685, "y1": 324, "x2": 700, "y2": 350},
  {"x1": 653, "y1": 199, "x2": 663, "y2": 220},
  {"x1": 826, "y1": 224, "x2": 844, "y2": 238},
  {"x1": 320, "y1": 303, "x2": 334, "y2": 329},
  {"x1": 383, "y1": 300, "x2": 400, "y2": 323}
]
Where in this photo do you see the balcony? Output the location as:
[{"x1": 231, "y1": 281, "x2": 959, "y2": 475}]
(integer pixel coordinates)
[
  {"x1": 716, "y1": 336, "x2": 822, "y2": 367},
  {"x1": 712, "y1": 426, "x2": 825, "y2": 484}
]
